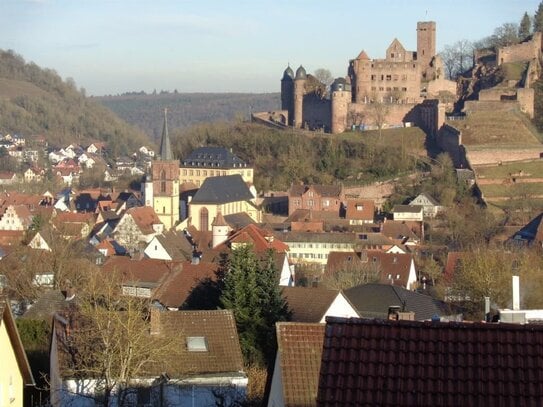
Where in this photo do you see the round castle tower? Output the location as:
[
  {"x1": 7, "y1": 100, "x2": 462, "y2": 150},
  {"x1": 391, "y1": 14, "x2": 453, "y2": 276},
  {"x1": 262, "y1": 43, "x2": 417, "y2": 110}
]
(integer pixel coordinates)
[
  {"x1": 281, "y1": 65, "x2": 295, "y2": 126},
  {"x1": 293, "y1": 65, "x2": 307, "y2": 129},
  {"x1": 330, "y1": 77, "x2": 352, "y2": 134}
]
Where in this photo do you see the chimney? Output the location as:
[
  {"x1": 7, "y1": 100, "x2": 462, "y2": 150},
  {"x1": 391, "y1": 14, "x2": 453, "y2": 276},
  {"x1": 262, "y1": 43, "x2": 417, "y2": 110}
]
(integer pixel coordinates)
[
  {"x1": 512, "y1": 275, "x2": 520, "y2": 311},
  {"x1": 150, "y1": 306, "x2": 161, "y2": 335},
  {"x1": 484, "y1": 296, "x2": 491, "y2": 322}
]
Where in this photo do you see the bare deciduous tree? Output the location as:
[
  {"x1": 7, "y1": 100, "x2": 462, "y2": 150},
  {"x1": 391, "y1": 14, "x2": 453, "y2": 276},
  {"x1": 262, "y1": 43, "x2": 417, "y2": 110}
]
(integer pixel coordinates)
[{"x1": 323, "y1": 258, "x2": 381, "y2": 290}]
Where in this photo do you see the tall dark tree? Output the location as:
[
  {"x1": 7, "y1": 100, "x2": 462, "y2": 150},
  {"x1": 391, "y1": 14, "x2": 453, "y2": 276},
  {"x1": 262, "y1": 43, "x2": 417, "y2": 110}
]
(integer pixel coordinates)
[
  {"x1": 519, "y1": 12, "x2": 532, "y2": 39},
  {"x1": 534, "y1": 1, "x2": 543, "y2": 33},
  {"x1": 220, "y1": 246, "x2": 290, "y2": 366}
]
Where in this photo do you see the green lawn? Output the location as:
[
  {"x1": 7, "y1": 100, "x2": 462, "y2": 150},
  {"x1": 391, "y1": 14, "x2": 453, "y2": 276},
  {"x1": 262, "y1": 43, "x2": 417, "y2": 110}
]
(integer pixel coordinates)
[
  {"x1": 475, "y1": 160, "x2": 543, "y2": 179},
  {"x1": 337, "y1": 127, "x2": 426, "y2": 152},
  {"x1": 453, "y1": 111, "x2": 541, "y2": 146},
  {"x1": 479, "y1": 182, "x2": 543, "y2": 198}
]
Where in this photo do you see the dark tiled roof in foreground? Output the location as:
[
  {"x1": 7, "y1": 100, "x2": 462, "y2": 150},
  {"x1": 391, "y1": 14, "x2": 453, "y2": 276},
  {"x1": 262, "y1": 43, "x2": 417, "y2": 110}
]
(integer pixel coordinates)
[{"x1": 318, "y1": 317, "x2": 543, "y2": 406}]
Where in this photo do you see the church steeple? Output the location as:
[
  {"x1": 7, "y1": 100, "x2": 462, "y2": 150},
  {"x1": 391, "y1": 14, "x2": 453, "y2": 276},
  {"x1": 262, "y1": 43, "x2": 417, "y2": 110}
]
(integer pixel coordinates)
[{"x1": 159, "y1": 108, "x2": 173, "y2": 161}]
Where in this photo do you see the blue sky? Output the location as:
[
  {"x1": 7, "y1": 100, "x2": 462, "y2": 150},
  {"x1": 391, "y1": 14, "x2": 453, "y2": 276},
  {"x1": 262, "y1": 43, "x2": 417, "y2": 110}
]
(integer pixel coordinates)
[{"x1": 1, "y1": 0, "x2": 539, "y2": 95}]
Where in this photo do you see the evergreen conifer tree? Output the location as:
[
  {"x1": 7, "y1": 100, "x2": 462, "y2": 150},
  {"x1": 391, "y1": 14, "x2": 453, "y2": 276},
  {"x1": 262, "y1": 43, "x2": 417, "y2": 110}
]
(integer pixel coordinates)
[
  {"x1": 520, "y1": 12, "x2": 532, "y2": 39},
  {"x1": 534, "y1": 2, "x2": 543, "y2": 33},
  {"x1": 220, "y1": 246, "x2": 290, "y2": 366}
]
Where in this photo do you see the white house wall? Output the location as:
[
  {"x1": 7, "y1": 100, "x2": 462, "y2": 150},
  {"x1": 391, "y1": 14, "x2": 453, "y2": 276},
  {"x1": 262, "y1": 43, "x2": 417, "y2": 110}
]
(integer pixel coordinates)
[{"x1": 320, "y1": 293, "x2": 360, "y2": 322}]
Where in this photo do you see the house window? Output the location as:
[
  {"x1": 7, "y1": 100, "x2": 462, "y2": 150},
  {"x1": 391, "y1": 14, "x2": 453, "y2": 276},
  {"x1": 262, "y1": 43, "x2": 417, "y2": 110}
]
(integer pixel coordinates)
[
  {"x1": 308, "y1": 199, "x2": 314, "y2": 207},
  {"x1": 163, "y1": 206, "x2": 165, "y2": 214},
  {"x1": 356, "y1": 204, "x2": 363, "y2": 211},
  {"x1": 323, "y1": 200, "x2": 330, "y2": 207},
  {"x1": 187, "y1": 336, "x2": 208, "y2": 352}
]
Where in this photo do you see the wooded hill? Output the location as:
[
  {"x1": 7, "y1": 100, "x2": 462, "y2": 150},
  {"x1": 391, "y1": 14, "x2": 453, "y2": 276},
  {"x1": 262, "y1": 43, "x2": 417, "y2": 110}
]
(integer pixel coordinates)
[
  {"x1": 95, "y1": 92, "x2": 280, "y2": 142},
  {"x1": 0, "y1": 50, "x2": 148, "y2": 155},
  {"x1": 172, "y1": 122, "x2": 427, "y2": 192}
]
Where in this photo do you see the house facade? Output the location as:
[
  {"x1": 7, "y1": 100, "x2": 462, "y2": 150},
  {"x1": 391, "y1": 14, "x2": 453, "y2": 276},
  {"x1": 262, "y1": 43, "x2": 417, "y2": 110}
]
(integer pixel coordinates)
[
  {"x1": 288, "y1": 184, "x2": 345, "y2": 216},
  {"x1": 0, "y1": 301, "x2": 34, "y2": 407}
]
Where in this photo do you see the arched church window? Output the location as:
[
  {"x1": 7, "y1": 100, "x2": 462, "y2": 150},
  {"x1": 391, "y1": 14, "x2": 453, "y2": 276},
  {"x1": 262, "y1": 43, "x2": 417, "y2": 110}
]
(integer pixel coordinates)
[{"x1": 200, "y1": 207, "x2": 209, "y2": 231}]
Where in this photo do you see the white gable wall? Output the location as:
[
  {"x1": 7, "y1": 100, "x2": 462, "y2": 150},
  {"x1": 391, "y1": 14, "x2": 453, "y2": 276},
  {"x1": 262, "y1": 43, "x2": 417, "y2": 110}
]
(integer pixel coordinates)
[{"x1": 319, "y1": 293, "x2": 360, "y2": 322}]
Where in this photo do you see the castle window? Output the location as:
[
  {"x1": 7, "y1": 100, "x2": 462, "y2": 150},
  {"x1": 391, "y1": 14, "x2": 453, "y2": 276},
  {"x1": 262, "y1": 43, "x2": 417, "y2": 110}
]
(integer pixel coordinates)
[
  {"x1": 183, "y1": 169, "x2": 187, "y2": 175},
  {"x1": 379, "y1": 87, "x2": 384, "y2": 91},
  {"x1": 189, "y1": 170, "x2": 193, "y2": 176},
  {"x1": 160, "y1": 181, "x2": 166, "y2": 193},
  {"x1": 380, "y1": 75, "x2": 384, "y2": 81},
  {"x1": 402, "y1": 87, "x2": 407, "y2": 91},
  {"x1": 371, "y1": 75, "x2": 376, "y2": 81},
  {"x1": 203, "y1": 170, "x2": 207, "y2": 176},
  {"x1": 391, "y1": 53, "x2": 394, "y2": 58},
  {"x1": 386, "y1": 75, "x2": 392, "y2": 81},
  {"x1": 163, "y1": 206, "x2": 165, "y2": 214}
]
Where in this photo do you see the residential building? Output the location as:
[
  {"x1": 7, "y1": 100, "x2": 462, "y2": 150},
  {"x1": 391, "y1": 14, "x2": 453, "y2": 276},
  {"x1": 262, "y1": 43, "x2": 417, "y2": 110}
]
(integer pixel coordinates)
[
  {"x1": 343, "y1": 283, "x2": 461, "y2": 321},
  {"x1": 317, "y1": 317, "x2": 543, "y2": 405},
  {"x1": 112, "y1": 206, "x2": 164, "y2": 254},
  {"x1": 282, "y1": 286, "x2": 359, "y2": 323},
  {"x1": 0, "y1": 300, "x2": 34, "y2": 407},
  {"x1": 288, "y1": 184, "x2": 345, "y2": 216},
  {"x1": 344, "y1": 199, "x2": 375, "y2": 224},
  {"x1": 272, "y1": 231, "x2": 360, "y2": 266},
  {"x1": 409, "y1": 192, "x2": 443, "y2": 218},
  {"x1": 268, "y1": 322, "x2": 325, "y2": 407},
  {"x1": 50, "y1": 309, "x2": 247, "y2": 407},
  {"x1": 393, "y1": 204, "x2": 424, "y2": 222},
  {"x1": 0, "y1": 205, "x2": 33, "y2": 231}
]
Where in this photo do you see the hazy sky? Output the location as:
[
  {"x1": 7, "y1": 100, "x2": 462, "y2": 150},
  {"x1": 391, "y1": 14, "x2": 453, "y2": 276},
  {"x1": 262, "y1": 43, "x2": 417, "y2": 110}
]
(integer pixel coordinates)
[{"x1": 1, "y1": 0, "x2": 539, "y2": 95}]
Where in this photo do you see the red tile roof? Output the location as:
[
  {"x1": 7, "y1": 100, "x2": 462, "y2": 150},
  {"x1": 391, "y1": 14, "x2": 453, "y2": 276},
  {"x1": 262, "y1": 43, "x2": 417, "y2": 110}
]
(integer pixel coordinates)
[
  {"x1": 276, "y1": 322, "x2": 325, "y2": 407},
  {"x1": 227, "y1": 224, "x2": 289, "y2": 253},
  {"x1": 318, "y1": 317, "x2": 543, "y2": 406},
  {"x1": 345, "y1": 199, "x2": 375, "y2": 221},
  {"x1": 126, "y1": 206, "x2": 162, "y2": 234}
]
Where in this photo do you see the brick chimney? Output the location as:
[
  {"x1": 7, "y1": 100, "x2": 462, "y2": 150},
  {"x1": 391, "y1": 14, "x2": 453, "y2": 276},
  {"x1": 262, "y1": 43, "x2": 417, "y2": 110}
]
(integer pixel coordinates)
[{"x1": 150, "y1": 306, "x2": 162, "y2": 335}]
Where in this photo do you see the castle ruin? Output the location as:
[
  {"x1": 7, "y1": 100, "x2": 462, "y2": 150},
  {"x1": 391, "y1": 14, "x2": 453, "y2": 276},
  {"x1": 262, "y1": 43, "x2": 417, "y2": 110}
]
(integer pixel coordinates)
[{"x1": 267, "y1": 21, "x2": 457, "y2": 134}]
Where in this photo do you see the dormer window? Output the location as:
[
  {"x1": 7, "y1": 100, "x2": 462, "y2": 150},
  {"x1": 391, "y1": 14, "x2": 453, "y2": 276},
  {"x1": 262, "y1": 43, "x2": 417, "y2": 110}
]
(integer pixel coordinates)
[{"x1": 187, "y1": 336, "x2": 208, "y2": 352}]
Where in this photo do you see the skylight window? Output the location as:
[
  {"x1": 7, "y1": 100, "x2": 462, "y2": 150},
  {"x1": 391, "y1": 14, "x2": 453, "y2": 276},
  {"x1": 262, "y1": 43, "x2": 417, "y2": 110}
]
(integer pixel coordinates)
[{"x1": 187, "y1": 336, "x2": 208, "y2": 352}]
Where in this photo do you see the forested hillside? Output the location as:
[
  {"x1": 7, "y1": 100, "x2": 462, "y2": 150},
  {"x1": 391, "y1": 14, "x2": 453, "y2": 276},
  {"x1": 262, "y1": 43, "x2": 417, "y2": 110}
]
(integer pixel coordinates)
[
  {"x1": 96, "y1": 92, "x2": 280, "y2": 141},
  {"x1": 172, "y1": 122, "x2": 427, "y2": 192},
  {"x1": 0, "y1": 50, "x2": 148, "y2": 155}
]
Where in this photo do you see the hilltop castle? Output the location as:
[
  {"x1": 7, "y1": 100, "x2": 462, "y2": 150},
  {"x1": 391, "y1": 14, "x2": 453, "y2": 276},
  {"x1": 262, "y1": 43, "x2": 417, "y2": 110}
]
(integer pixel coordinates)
[{"x1": 260, "y1": 21, "x2": 456, "y2": 134}]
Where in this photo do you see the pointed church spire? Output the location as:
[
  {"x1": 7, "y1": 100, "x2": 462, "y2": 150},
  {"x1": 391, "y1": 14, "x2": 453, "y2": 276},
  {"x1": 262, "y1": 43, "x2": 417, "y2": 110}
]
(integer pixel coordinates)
[{"x1": 159, "y1": 108, "x2": 173, "y2": 161}]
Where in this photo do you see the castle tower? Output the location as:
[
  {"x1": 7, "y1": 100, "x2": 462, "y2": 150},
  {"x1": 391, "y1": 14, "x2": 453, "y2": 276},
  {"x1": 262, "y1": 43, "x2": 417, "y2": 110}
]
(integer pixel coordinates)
[
  {"x1": 212, "y1": 210, "x2": 230, "y2": 248},
  {"x1": 417, "y1": 21, "x2": 436, "y2": 77},
  {"x1": 151, "y1": 109, "x2": 180, "y2": 230},
  {"x1": 281, "y1": 65, "x2": 295, "y2": 126},
  {"x1": 293, "y1": 65, "x2": 307, "y2": 129},
  {"x1": 330, "y1": 78, "x2": 352, "y2": 134}
]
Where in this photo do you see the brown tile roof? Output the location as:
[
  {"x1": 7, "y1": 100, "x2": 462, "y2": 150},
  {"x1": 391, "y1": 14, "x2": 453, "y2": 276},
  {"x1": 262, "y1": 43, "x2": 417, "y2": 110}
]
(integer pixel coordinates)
[
  {"x1": 155, "y1": 230, "x2": 193, "y2": 261},
  {"x1": 282, "y1": 287, "x2": 341, "y2": 323},
  {"x1": 153, "y1": 261, "x2": 219, "y2": 308},
  {"x1": 54, "y1": 211, "x2": 95, "y2": 224},
  {"x1": 286, "y1": 209, "x2": 340, "y2": 223},
  {"x1": 0, "y1": 230, "x2": 24, "y2": 245},
  {"x1": 345, "y1": 199, "x2": 375, "y2": 221},
  {"x1": 318, "y1": 317, "x2": 543, "y2": 406},
  {"x1": 288, "y1": 184, "x2": 343, "y2": 198},
  {"x1": 276, "y1": 322, "x2": 325, "y2": 406},
  {"x1": 444, "y1": 251, "x2": 466, "y2": 282},
  {"x1": 381, "y1": 220, "x2": 420, "y2": 243},
  {"x1": 152, "y1": 309, "x2": 245, "y2": 376},
  {"x1": 0, "y1": 171, "x2": 15, "y2": 180},
  {"x1": 95, "y1": 239, "x2": 116, "y2": 257},
  {"x1": 0, "y1": 192, "x2": 42, "y2": 210},
  {"x1": 102, "y1": 257, "x2": 182, "y2": 286},
  {"x1": 126, "y1": 206, "x2": 162, "y2": 234}
]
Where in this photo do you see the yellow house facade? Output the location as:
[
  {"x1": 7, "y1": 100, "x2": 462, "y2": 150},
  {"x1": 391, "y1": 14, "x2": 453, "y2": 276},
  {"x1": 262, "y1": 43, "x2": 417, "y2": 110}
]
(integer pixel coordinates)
[{"x1": 0, "y1": 302, "x2": 34, "y2": 407}]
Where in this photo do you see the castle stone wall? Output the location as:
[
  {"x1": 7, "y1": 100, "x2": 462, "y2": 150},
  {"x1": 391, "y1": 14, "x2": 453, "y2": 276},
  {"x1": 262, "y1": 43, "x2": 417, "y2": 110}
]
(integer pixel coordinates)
[
  {"x1": 302, "y1": 95, "x2": 331, "y2": 130},
  {"x1": 464, "y1": 100, "x2": 519, "y2": 113},
  {"x1": 478, "y1": 88, "x2": 517, "y2": 101},
  {"x1": 497, "y1": 32, "x2": 542, "y2": 65},
  {"x1": 348, "y1": 102, "x2": 414, "y2": 128},
  {"x1": 467, "y1": 148, "x2": 542, "y2": 166},
  {"x1": 517, "y1": 88, "x2": 535, "y2": 118},
  {"x1": 437, "y1": 124, "x2": 463, "y2": 167}
]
